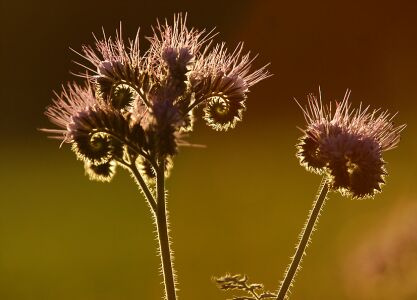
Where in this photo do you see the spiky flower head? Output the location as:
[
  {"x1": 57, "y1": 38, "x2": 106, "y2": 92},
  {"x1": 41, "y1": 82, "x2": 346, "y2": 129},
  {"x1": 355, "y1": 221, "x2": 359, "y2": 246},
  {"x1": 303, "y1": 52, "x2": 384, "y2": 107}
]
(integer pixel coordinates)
[
  {"x1": 42, "y1": 14, "x2": 269, "y2": 183},
  {"x1": 296, "y1": 90, "x2": 405, "y2": 199}
]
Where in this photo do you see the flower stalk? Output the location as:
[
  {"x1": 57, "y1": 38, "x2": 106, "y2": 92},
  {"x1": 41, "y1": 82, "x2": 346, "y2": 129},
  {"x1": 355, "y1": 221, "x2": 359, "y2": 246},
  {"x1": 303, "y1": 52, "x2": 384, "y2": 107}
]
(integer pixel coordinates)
[
  {"x1": 129, "y1": 162, "x2": 157, "y2": 213},
  {"x1": 276, "y1": 177, "x2": 329, "y2": 300},
  {"x1": 128, "y1": 158, "x2": 177, "y2": 299},
  {"x1": 155, "y1": 159, "x2": 177, "y2": 300}
]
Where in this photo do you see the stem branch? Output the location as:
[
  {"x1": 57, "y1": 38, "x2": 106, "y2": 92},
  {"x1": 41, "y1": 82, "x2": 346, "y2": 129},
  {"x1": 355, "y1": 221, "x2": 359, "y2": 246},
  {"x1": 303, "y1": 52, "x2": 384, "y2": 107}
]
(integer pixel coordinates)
[
  {"x1": 276, "y1": 177, "x2": 329, "y2": 300},
  {"x1": 129, "y1": 163, "x2": 157, "y2": 213}
]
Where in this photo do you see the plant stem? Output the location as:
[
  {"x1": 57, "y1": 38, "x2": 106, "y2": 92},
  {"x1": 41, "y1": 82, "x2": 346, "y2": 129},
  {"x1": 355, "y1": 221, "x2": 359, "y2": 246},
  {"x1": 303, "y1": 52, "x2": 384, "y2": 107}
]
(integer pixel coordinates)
[
  {"x1": 156, "y1": 159, "x2": 177, "y2": 300},
  {"x1": 129, "y1": 163, "x2": 157, "y2": 213},
  {"x1": 276, "y1": 177, "x2": 329, "y2": 300}
]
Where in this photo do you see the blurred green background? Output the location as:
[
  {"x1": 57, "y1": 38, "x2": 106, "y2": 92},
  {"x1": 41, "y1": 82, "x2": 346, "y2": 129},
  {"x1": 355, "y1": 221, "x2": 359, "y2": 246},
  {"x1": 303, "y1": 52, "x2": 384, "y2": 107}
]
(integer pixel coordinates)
[{"x1": 1, "y1": 0, "x2": 417, "y2": 299}]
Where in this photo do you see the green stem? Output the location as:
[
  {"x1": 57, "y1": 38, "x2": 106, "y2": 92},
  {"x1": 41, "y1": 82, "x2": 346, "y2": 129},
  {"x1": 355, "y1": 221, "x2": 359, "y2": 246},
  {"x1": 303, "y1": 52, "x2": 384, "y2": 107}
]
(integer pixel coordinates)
[
  {"x1": 276, "y1": 178, "x2": 329, "y2": 300},
  {"x1": 156, "y1": 159, "x2": 177, "y2": 300}
]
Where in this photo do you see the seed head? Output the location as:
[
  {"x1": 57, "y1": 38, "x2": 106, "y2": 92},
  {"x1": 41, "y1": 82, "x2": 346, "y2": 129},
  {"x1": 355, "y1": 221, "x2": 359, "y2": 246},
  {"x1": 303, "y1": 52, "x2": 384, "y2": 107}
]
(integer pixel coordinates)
[{"x1": 296, "y1": 90, "x2": 405, "y2": 199}]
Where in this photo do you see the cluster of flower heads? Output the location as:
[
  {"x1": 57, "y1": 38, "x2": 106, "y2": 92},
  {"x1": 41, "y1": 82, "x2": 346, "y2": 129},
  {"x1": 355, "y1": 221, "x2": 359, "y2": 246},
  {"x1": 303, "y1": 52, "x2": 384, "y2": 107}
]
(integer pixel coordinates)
[
  {"x1": 43, "y1": 14, "x2": 269, "y2": 182},
  {"x1": 296, "y1": 90, "x2": 405, "y2": 199}
]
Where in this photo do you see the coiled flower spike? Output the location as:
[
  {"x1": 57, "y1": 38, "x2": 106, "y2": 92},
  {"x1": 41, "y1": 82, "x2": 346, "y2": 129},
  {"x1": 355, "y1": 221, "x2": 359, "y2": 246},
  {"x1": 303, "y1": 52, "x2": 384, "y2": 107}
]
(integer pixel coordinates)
[
  {"x1": 296, "y1": 89, "x2": 406, "y2": 198},
  {"x1": 44, "y1": 14, "x2": 270, "y2": 183}
]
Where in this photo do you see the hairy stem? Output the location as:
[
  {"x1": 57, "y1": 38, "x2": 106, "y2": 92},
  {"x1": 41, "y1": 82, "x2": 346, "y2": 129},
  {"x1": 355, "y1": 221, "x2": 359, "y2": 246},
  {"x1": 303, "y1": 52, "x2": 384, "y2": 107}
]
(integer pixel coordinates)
[
  {"x1": 129, "y1": 163, "x2": 157, "y2": 213},
  {"x1": 156, "y1": 159, "x2": 177, "y2": 300},
  {"x1": 276, "y1": 177, "x2": 329, "y2": 300},
  {"x1": 186, "y1": 93, "x2": 226, "y2": 113}
]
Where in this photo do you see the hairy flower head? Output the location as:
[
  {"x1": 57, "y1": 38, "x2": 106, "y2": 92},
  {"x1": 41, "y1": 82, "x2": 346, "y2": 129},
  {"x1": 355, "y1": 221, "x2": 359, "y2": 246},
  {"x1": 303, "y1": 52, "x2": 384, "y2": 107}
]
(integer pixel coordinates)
[
  {"x1": 192, "y1": 43, "x2": 268, "y2": 130},
  {"x1": 296, "y1": 90, "x2": 405, "y2": 198},
  {"x1": 42, "y1": 14, "x2": 269, "y2": 183}
]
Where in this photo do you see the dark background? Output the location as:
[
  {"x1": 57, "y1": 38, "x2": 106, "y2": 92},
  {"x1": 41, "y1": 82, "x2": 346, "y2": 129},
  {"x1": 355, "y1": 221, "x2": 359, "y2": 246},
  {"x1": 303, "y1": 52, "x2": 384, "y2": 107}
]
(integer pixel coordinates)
[{"x1": 1, "y1": 1, "x2": 416, "y2": 299}]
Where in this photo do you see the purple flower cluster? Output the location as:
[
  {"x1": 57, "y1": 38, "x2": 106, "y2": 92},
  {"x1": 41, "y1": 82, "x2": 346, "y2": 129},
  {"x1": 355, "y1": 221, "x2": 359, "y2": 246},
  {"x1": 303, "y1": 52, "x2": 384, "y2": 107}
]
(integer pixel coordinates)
[
  {"x1": 43, "y1": 14, "x2": 269, "y2": 182},
  {"x1": 296, "y1": 90, "x2": 405, "y2": 198}
]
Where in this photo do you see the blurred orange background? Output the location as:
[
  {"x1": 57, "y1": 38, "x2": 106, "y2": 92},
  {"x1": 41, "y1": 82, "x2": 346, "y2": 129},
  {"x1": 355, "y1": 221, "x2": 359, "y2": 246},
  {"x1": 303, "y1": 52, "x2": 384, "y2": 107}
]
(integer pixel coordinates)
[{"x1": 1, "y1": 0, "x2": 416, "y2": 299}]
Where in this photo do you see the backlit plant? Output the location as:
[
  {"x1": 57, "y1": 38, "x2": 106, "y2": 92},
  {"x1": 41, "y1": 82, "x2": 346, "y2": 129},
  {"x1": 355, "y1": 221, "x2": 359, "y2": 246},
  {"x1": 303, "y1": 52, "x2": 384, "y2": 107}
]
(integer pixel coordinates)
[
  {"x1": 41, "y1": 14, "x2": 269, "y2": 300},
  {"x1": 41, "y1": 12, "x2": 406, "y2": 300},
  {"x1": 216, "y1": 90, "x2": 405, "y2": 300}
]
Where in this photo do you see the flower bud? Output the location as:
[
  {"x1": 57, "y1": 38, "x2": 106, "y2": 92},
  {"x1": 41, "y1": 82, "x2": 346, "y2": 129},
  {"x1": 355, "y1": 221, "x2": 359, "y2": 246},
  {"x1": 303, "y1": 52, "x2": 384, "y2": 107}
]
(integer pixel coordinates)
[
  {"x1": 84, "y1": 160, "x2": 116, "y2": 182},
  {"x1": 72, "y1": 133, "x2": 114, "y2": 165},
  {"x1": 203, "y1": 96, "x2": 244, "y2": 131}
]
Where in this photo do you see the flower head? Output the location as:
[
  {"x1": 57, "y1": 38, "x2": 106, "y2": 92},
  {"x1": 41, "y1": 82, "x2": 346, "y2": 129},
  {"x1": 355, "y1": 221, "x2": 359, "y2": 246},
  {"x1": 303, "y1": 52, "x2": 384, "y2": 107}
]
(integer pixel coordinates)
[
  {"x1": 192, "y1": 43, "x2": 268, "y2": 130},
  {"x1": 42, "y1": 14, "x2": 269, "y2": 182},
  {"x1": 296, "y1": 90, "x2": 405, "y2": 198}
]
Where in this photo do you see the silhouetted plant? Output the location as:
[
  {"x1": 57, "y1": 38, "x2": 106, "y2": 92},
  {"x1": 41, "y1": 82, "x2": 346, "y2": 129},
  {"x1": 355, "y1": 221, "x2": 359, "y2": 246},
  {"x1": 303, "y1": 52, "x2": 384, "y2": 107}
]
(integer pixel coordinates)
[
  {"x1": 216, "y1": 89, "x2": 405, "y2": 300},
  {"x1": 41, "y1": 14, "x2": 269, "y2": 300},
  {"x1": 215, "y1": 274, "x2": 277, "y2": 300}
]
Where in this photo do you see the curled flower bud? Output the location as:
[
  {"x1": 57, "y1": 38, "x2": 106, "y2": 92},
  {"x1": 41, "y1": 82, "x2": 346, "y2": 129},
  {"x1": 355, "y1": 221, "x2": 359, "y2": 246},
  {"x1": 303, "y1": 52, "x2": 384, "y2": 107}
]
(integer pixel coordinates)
[
  {"x1": 96, "y1": 60, "x2": 144, "y2": 94},
  {"x1": 72, "y1": 133, "x2": 114, "y2": 165},
  {"x1": 297, "y1": 132, "x2": 327, "y2": 173},
  {"x1": 190, "y1": 43, "x2": 269, "y2": 130},
  {"x1": 84, "y1": 160, "x2": 116, "y2": 182},
  {"x1": 77, "y1": 24, "x2": 144, "y2": 82},
  {"x1": 111, "y1": 84, "x2": 135, "y2": 110},
  {"x1": 42, "y1": 82, "x2": 99, "y2": 141},
  {"x1": 203, "y1": 96, "x2": 244, "y2": 131},
  {"x1": 96, "y1": 76, "x2": 113, "y2": 101},
  {"x1": 296, "y1": 90, "x2": 405, "y2": 199},
  {"x1": 321, "y1": 134, "x2": 386, "y2": 197}
]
